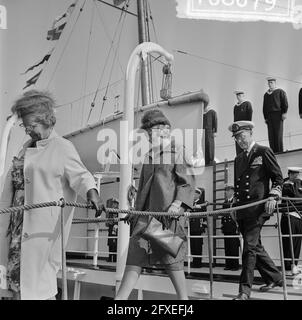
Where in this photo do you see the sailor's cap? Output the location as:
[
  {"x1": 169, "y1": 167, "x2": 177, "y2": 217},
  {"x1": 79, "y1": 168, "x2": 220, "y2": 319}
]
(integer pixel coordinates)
[
  {"x1": 228, "y1": 121, "x2": 255, "y2": 137},
  {"x1": 234, "y1": 90, "x2": 244, "y2": 95},
  {"x1": 266, "y1": 76, "x2": 276, "y2": 82},
  {"x1": 287, "y1": 167, "x2": 302, "y2": 174}
]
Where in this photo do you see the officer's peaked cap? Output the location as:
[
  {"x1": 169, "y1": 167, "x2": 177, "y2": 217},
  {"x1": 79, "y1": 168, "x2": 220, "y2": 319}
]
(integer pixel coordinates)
[{"x1": 228, "y1": 121, "x2": 255, "y2": 137}]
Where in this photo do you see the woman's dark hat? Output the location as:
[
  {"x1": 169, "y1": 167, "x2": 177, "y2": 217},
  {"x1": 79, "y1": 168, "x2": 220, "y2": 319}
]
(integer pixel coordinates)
[{"x1": 140, "y1": 109, "x2": 171, "y2": 130}]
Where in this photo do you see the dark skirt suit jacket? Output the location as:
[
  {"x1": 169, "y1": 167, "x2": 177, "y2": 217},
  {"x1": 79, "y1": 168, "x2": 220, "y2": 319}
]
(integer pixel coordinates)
[
  {"x1": 234, "y1": 143, "x2": 283, "y2": 220},
  {"x1": 129, "y1": 141, "x2": 195, "y2": 266}
]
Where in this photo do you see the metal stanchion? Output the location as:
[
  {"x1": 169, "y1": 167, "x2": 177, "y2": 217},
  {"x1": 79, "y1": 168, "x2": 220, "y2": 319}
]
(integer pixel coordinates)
[
  {"x1": 60, "y1": 198, "x2": 68, "y2": 300},
  {"x1": 206, "y1": 214, "x2": 213, "y2": 299},
  {"x1": 286, "y1": 201, "x2": 296, "y2": 271},
  {"x1": 276, "y1": 203, "x2": 288, "y2": 300},
  {"x1": 93, "y1": 223, "x2": 100, "y2": 268},
  {"x1": 187, "y1": 221, "x2": 191, "y2": 275}
]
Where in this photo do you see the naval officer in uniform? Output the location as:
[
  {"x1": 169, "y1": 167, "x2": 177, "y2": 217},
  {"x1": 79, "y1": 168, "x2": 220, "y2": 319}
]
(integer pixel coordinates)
[
  {"x1": 280, "y1": 167, "x2": 302, "y2": 275},
  {"x1": 263, "y1": 77, "x2": 288, "y2": 153},
  {"x1": 229, "y1": 120, "x2": 283, "y2": 300},
  {"x1": 233, "y1": 90, "x2": 253, "y2": 155}
]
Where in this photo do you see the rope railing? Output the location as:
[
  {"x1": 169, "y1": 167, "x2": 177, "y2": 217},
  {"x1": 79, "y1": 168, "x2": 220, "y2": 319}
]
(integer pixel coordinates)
[{"x1": 2, "y1": 196, "x2": 302, "y2": 300}]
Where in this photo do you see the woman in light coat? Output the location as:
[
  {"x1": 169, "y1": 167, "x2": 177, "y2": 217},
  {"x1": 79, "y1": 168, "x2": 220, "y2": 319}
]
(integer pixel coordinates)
[{"x1": 0, "y1": 90, "x2": 105, "y2": 300}]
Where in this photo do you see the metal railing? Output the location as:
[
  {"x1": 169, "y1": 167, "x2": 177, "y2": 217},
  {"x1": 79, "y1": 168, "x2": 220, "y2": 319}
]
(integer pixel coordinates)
[{"x1": 1, "y1": 196, "x2": 302, "y2": 300}]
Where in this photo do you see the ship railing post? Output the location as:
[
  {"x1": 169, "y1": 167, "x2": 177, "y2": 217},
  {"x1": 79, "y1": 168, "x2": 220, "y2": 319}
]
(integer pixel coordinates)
[
  {"x1": 207, "y1": 213, "x2": 214, "y2": 299},
  {"x1": 93, "y1": 223, "x2": 100, "y2": 268},
  {"x1": 276, "y1": 202, "x2": 288, "y2": 300},
  {"x1": 187, "y1": 219, "x2": 191, "y2": 275},
  {"x1": 286, "y1": 201, "x2": 296, "y2": 271},
  {"x1": 60, "y1": 198, "x2": 68, "y2": 300}
]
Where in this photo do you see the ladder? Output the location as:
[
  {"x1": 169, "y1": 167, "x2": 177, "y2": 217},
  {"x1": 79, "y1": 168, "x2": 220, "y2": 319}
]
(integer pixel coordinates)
[{"x1": 212, "y1": 159, "x2": 229, "y2": 265}]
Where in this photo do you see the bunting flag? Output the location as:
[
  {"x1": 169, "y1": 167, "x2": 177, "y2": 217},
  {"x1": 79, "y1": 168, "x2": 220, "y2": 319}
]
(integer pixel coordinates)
[
  {"x1": 23, "y1": 70, "x2": 42, "y2": 90},
  {"x1": 21, "y1": 48, "x2": 54, "y2": 75},
  {"x1": 46, "y1": 1, "x2": 78, "y2": 41},
  {"x1": 47, "y1": 22, "x2": 66, "y2": 41}
]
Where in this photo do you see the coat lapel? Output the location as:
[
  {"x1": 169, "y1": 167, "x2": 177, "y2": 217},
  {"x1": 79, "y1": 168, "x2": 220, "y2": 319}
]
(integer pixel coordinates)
[
  {"x1": 247, "y1": 143, "x2": 259, "y2": 165},
  {"x1": 236, "y1": 143, "x2": 259, "y2": 178}
]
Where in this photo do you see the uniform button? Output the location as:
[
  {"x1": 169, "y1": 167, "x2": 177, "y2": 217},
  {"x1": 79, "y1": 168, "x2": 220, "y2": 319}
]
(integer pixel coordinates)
[
  {"x1": 246, "y1": 182, "x2": 249, "y2": 185},
  {"x1": 247, "y1": 196, "x2": 250, "y2": 199},
  {"x1": 245, "y1": 189, "x2": 249, "y2": 192},
  {"x1": 246, "y1": 175, "x2": 249, "y2": 178},
  {"x1": 23, "y1": 232, "x2": 29, "y2": 239},
  {"x1": 25, "y1": 177, "x2": 30, "y2": 184},
  {"x1": 236, "y1": 185, "x2": 239, "y2": 188}
]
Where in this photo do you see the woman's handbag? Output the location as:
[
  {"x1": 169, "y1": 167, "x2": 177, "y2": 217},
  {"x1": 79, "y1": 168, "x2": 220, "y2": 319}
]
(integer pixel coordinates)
[{"x1": 132, "y1": 215, "x2": 184, "y2": 258}]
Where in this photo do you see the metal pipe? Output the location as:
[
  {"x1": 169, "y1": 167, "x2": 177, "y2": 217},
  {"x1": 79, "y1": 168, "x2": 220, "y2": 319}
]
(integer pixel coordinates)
[
  {"x1": 286, "y1": 201, "x2": 296, "y2": 271},
  {"x1": 206, "y1": 215, "x2": 214, "y2": 299},
  {"x1": 60, "y1": 204, "x2": 68, "y2": 300},
  {"x1": 276, "y1": 203, "x2": 288, "y2": 300},
  {"x1": 116, "y1": 42, "x2": 173, "y2": 293}
]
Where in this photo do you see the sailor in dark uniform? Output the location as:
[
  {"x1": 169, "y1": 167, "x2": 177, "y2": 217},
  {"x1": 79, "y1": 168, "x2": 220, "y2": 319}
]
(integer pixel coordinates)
[
  {"x1": 233, "y1": 90, "x2": 253, "y2": 155},
  {"x1": 280, "y1": 167, "x2": 302, "y2": 275},
  {"x1": 263, "y1": 77, "x2": 288, "y2": 153},
  {"x1": 190, "y1": 187, "x2": 207, "y2": 268},
  {"x1": 203, "y1": 101, "x2": 217, "y2": 165},
  {"x1": 221, "y1": 185, "x2": 240, "y2": 271},
  {"x1": 229, "y1": 121, "x2": 283, "y2": 300}
]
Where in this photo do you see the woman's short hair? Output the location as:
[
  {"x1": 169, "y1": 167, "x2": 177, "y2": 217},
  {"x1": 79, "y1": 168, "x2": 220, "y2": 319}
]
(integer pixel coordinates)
[{"x1": 11, "y1": 90, "x2": 56, "y2": 128}]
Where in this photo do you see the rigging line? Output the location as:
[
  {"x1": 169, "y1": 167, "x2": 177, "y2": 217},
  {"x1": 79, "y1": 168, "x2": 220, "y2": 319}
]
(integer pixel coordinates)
[
  {"x1": 87, "y1": 0, "x2": 129, "y2": 123},
  {"x1": 46, "y1": 0, "x2": 87, "y2": 89},
  {"x1": 146, "y1": 0, "x2": 159, "y2": 44},
  {"x1": 144, "y1": 0, "x2": 154, "y2": 103},
  {"x1": 56, "y1": 78, "x2": 124, "y2": 109},
  {"x1": 95, "y1": 0, "x2": 137, "y2": 17},
  {"x1": 174, "y1": 49, "x2": 302, "y2": 85},
  {"x1": 93, "y1": 0, "x2": 124, "y2": 74},
  {"x1": 98, "y1": 0, "x2": 130, "y2": 121},
  {"x1": 46, "y1": 0, "x2": 87, "y2": 88},
  {"x1": 81, "y1": 1, "x2": 95, "y2": 127},
  {"x1": 149, "y1": 53, "x2": 165, "y2": 65}
]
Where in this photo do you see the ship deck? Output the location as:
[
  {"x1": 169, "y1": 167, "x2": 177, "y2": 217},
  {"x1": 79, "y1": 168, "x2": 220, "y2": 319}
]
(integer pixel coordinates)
[{"x1": 56, "y1": 259, "x2": 302, "y2": 300}]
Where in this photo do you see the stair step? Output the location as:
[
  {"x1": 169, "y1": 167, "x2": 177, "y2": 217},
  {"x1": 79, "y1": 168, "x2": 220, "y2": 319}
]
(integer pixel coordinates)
[{"x1": 213, "y1": 169, "x2": 226, "y2": 173}]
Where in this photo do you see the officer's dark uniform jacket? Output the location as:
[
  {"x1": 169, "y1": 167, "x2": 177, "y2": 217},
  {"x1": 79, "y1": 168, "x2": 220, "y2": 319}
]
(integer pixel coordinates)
[
  {"x1": 234, "y1": 143, "x2": 283, "y2": 220},
  {"x1": 221, "y1": 198, "x2": 238, "y2": 234}
]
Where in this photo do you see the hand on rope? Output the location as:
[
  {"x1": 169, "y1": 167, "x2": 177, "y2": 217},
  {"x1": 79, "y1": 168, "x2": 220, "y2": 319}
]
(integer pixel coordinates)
[
  {"x1": 86, "y1": 188, "x2": 106, "y2": 218},
  {"x1": 122, "y1": 213, "x2": 132, "y2": 225}
]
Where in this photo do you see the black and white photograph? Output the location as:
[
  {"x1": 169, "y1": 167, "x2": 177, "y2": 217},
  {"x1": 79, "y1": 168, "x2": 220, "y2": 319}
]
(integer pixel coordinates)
[{"x1": 1, "y1": 0, "x2": 302, "y2": 306}]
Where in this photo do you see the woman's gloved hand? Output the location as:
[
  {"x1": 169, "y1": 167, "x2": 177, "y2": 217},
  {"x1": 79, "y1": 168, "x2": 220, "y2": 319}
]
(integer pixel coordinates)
[{"x1": 87, "y1": 188, "x2": 106, "y2": 217}]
